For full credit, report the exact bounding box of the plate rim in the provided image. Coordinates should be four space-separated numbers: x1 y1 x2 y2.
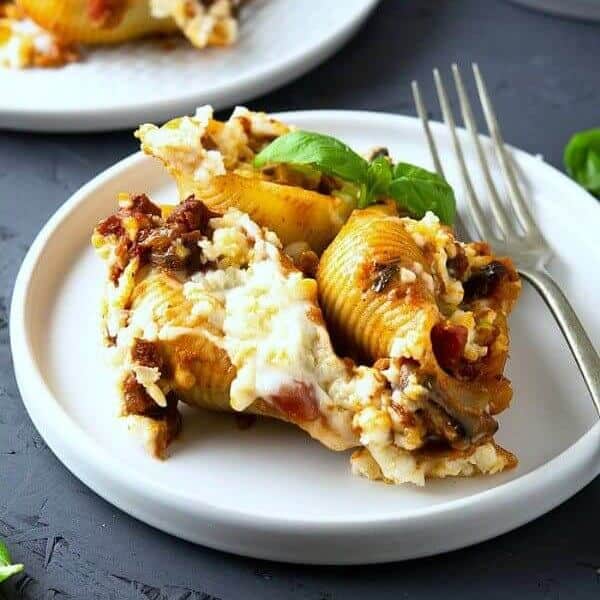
508 0 600 21
10 110 600 562
0 0 379 132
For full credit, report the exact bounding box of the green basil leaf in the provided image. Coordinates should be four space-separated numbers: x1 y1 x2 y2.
0 564 24 583
362 156 393 208
0 540 23 583
389 162 456 224
392 161 443 182
254 130 369 184
564 128 600 197
0 541 10 566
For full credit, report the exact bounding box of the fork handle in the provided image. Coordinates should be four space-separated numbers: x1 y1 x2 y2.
519 267 600 417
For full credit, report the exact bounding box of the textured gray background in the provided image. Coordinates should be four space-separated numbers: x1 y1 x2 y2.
1 1 599 598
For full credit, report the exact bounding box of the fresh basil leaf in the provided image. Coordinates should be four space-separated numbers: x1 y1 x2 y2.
254 130 369 184
564 128 600 197
0 540 23 583
0 564 24 583
389 162 456 224
392 162 443 182
255 132 456 223
362 156 393 208
0 542 9 566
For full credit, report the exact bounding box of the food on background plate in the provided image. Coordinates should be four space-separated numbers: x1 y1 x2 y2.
92 107 521 486
0 0 244 68
0 1 78 67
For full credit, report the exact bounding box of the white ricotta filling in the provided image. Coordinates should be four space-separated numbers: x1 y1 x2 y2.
399 211 493 364
351 442 506 486
136 107 228 185
136 105 291 182
183 209 351 413
400 211 464 305
0 16 62 68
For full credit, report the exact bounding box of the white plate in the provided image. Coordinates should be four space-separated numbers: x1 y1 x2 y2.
0 0 378 132
11 111 600 564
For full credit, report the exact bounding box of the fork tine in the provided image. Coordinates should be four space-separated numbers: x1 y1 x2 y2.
411 80 469 240
472 63 544 240
432 68 493 241
411 81 445 178
451 64 514 237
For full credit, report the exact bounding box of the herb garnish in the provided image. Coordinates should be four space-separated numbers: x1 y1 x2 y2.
254 130 456 224
371 263 399 293
0 539 24 583
564 128 600 197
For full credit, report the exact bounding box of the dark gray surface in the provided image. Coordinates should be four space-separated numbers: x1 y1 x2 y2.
1 0 599 598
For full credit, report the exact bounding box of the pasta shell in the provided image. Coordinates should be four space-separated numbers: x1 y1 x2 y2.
175 172 353 255
129 271 234 410
317 205 517 441
136 113 354 255
128 269 352 451
17 0 177 44
317 204 438 361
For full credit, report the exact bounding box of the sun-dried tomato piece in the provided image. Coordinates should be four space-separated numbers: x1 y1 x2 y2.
431 323 469 372
122 373 156 416
269 381 319 422
131 338 163 370
129 193 161 217
167 196 219 235
96 214 124 237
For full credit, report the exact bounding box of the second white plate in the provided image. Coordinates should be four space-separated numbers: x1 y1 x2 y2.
509 0 600 21
0 0 378 132
11 111 600 564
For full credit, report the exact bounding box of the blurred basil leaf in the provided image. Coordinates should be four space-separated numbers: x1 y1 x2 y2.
564 128 600 197
361 156 393 208
0 540 23 583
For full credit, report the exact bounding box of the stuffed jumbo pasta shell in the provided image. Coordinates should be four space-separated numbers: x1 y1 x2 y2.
92 193 360 457
93 194 518 485
135 106 355 254
317 205 521 482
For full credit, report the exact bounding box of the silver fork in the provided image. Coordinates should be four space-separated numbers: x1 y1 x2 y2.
411 63 600 417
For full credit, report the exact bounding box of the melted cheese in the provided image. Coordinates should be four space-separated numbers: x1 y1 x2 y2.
136 105 291 180
0 16 54 68
183 209 351 413
136 107 228 185
400 211 464 305
0 8 73 69
351 442 509 486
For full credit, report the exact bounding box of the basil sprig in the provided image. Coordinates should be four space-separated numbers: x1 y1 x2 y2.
0 540 23 583
564 128 600 197
253 130 456 224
